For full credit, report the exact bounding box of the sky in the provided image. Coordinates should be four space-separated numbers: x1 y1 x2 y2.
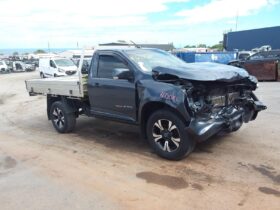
0 0 279 49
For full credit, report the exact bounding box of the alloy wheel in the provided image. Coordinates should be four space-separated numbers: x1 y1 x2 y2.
152 119 181 152
52 107 65 129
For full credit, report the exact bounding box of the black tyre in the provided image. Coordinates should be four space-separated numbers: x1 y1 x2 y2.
50 101 76 133
146 109 195 160
40 72 45 78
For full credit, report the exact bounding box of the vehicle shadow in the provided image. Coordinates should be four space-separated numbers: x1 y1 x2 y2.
74 116 230 157
193 132 229 154
74 117 152 156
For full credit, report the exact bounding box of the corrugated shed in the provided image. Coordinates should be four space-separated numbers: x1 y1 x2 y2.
225 26 280 51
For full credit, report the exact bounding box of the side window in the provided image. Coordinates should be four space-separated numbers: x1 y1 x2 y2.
249 53 263 60
97 55 127 79
238 53 249 60
50 60 56 68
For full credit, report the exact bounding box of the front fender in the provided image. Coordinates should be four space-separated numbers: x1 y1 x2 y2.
137 80 191 123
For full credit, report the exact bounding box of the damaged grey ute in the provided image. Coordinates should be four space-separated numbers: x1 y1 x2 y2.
26 48 266 160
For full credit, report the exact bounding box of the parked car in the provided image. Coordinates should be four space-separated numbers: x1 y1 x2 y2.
252 45 272 53
26 48 266 160
24 60 38 70
228 50 280 81
73 57 92 74
5 60 13 72
12 61 35 72
12 61 25 72
0 60 9 73
39 57 77 78
237 51 254 61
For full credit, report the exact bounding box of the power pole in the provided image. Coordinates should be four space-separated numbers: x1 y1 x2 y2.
235 10 239 31
48 41 50 54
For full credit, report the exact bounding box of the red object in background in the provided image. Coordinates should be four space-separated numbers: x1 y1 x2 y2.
244 60 278 81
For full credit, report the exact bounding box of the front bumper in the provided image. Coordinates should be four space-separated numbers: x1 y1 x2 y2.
186 99 266 142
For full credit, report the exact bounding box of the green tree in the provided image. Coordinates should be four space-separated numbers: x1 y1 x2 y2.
34 49 46 54
184 45 196 48
197 44 207 48
13 51 19 56
210 43 224 51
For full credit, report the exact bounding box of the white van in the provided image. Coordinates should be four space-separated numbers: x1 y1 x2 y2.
39 57 77 78
0 60 8 73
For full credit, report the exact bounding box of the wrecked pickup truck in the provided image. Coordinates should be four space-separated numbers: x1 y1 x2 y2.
25 47 266 160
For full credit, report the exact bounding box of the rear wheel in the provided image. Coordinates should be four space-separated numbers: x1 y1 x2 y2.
147 109 195 160
50 101 76 133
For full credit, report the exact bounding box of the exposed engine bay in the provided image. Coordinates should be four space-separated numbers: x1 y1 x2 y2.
183 80 266 141
149 62 267 143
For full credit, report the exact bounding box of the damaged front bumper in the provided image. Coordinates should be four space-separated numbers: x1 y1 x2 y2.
186 97 266 142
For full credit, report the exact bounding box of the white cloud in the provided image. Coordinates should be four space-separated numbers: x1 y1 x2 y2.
0 0 278 48
0 0 189 47
175 0 278 24
0 0 188 17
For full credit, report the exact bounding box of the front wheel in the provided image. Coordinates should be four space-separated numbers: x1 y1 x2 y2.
146 109 195 160
50 101 76 133
40 72 45 78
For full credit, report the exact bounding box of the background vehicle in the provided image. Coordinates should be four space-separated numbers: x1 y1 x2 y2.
12 61 30 72
24 60 37 70
237 51 254 61
228 50 280 81
39 57 77 78
26 48 266 160
0 60 9 73
73 58 92 74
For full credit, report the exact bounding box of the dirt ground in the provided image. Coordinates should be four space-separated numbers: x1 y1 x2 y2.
0 71 279 210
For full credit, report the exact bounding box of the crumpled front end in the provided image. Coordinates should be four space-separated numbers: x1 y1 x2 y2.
184 80 266 142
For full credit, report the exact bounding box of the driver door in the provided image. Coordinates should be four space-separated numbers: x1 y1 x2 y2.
88 52 136 123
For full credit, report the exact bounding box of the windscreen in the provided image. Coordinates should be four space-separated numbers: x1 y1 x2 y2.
125 49 187 72
55 59 75 67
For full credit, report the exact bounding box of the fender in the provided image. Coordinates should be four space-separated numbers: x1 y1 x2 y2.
137 79 191 124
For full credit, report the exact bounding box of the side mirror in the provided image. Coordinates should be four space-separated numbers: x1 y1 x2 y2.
112 68 133 80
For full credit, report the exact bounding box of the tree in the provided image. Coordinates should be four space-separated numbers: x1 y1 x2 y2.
184 45 196 48
13 52 19 56
197 44 207 48
210 43 224 51
34 49 46 54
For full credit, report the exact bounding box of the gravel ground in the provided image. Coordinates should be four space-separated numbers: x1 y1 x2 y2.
0 71 279 210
